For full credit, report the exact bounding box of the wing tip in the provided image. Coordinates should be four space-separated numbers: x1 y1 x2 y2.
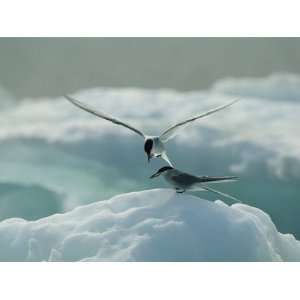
64 95 83 108
64 94 74 103
225 98 240 108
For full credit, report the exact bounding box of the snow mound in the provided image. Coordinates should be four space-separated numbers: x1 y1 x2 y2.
0 189 299 262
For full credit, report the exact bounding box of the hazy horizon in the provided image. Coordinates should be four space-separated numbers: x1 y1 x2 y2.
1 38 300 99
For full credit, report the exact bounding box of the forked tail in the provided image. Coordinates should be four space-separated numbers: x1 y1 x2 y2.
201 184 242 203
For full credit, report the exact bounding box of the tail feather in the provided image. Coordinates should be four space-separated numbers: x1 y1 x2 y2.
201 184 242 203
161 152 173 167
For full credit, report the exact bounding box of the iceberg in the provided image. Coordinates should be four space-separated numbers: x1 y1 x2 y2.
0 189 299 262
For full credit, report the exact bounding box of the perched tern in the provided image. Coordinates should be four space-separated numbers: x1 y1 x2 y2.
150 166 241 203
65 95 238 165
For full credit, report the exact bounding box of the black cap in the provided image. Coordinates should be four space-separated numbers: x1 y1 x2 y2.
144 139 153 154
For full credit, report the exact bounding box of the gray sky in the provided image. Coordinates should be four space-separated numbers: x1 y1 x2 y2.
1 38 300 99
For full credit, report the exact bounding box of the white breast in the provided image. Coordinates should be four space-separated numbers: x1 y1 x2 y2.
151 137 165 156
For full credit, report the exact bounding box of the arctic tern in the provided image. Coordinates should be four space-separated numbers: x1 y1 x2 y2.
150 166 241 203
65 95 238 165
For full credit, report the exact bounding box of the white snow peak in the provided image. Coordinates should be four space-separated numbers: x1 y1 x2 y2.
0 189 299 262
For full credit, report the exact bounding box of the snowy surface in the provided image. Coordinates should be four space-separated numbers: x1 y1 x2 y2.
0 189 299 262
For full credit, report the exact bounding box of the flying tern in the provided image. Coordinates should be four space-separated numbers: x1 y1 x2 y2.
150 166 241 203
65 95 238 165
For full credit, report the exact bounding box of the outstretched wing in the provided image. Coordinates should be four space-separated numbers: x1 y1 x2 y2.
160 99 239 142
201 184 242 203
65 95 145 138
